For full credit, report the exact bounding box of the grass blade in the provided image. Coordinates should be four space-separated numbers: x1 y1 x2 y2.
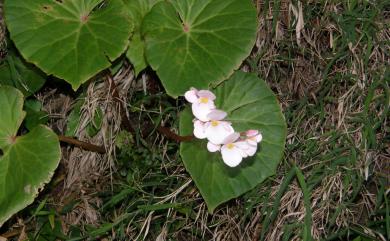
260 167 296 241
295 165 313 241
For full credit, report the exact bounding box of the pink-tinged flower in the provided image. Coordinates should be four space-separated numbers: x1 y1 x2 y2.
244 130 263 155
184 88 216 122
220 133 247 167
193 120 207 139
245 130 262 144
207 142 221 152
220 131 263 167
235 140 257 157
241 130 263 156
203 110 234 145
192 110 234 144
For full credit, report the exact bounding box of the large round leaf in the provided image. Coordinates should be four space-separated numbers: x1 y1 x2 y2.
0 86 61 226
5 0 133 89
142 0 257 97
179 71 287 212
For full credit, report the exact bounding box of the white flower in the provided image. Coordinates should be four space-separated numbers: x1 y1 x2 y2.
220 133 247 167
192 109 234 145
185 87 264 168
207 142 221 152
241 130 263 156
219 131 263 167
193 120 207 139
185 88 216 122
245 130 263 145
204 120 234 145
203 110 234 145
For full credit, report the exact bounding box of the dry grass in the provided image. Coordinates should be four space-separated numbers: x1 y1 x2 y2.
37 66 139 227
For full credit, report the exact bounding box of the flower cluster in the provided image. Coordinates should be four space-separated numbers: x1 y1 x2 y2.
185 88 262 167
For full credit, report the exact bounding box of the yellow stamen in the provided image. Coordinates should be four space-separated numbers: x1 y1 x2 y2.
211 120 219 127
199 97 209 104
227 143 235 149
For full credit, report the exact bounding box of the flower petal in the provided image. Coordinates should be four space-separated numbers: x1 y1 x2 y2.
192 103 214 122
247 139 258 146
184 89 198 103
246 144 258 156
207 109 227 121
221 145 243 167
197 90 216 100
205 101 216 110
237 147 248 158
247 133 263 146
255 133 263 142
207 142 221 152
235 141 250 150
193 120 207 139
246 145 257 156
236 141 257 156
205 121 234 144
235 141 251 156
246 129 259 137
222 132 240 144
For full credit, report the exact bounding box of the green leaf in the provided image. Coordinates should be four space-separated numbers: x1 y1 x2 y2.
142 0 257 97
24 99 49 131
0 51 46 97
179 71 287 212
125 0 162 75
5 0 133 89
65 96 85 137
0 85 26 150
0 86 61 226
126 0 162 32
86 107 103 137
126 33 147 75
25 111 48 130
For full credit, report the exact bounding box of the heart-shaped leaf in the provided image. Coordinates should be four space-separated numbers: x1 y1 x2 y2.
125 0 162 75
143 0 257 97
179 71 287 212
5 0 133 89
0 86 61 226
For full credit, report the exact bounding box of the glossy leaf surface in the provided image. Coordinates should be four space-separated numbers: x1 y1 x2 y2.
0 86 60 226
143 0 257 97
180 72 287 212
5 0 133 89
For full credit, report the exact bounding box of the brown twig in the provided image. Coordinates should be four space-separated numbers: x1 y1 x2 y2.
0 227 32 239
58 135 106 154
157 126 194 142
1 229 21 239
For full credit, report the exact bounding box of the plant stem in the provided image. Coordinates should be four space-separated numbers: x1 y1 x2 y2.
157 126 194 142
58 135 106 154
